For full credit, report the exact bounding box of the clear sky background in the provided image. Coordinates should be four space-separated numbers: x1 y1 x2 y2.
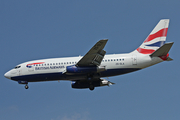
0 0 180 120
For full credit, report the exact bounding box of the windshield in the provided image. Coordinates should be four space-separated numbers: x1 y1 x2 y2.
14 66 21 69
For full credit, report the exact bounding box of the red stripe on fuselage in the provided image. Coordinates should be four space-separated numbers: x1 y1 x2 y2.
137 48 155 54
144 28 168 43
27 62 45 66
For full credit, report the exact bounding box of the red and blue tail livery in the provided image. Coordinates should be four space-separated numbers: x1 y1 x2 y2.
4 19 173 91
136 19 169 54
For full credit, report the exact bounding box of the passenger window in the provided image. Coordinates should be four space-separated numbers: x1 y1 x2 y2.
61 63 63 65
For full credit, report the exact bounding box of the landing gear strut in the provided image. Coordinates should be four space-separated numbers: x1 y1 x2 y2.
25 84 29 89
87 74 95 91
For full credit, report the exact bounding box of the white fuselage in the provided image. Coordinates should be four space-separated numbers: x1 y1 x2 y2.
4 53 163 82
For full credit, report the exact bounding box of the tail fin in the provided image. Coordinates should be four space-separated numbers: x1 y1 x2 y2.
133 19 169 54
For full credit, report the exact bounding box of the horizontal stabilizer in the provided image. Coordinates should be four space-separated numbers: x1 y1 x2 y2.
166 57 173 61
150 42 174 57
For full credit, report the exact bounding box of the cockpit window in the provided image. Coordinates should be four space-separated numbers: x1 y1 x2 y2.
14 66 21 69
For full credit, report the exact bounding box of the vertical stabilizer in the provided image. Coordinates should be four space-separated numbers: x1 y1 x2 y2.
132 19 169 54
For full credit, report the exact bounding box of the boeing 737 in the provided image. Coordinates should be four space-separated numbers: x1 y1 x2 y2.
4 19 173 90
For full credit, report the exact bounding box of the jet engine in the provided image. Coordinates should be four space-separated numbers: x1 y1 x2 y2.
66 65 106 73
71 79 115 90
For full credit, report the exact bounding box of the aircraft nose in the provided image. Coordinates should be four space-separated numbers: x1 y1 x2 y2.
4 71 11 79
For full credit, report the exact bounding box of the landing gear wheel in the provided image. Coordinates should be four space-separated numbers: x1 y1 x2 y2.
89 85 94 91
25 85 29 89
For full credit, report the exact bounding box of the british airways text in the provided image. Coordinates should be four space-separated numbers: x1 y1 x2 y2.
35 66 65 70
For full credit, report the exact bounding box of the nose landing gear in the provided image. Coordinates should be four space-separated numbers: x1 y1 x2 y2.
18 81 29 89
25 84 29 89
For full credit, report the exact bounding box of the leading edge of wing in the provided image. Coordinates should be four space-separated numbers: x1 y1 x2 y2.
76 39 108 67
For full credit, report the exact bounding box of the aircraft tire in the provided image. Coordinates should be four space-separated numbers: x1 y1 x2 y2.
25 85 29 89
89 85 94 91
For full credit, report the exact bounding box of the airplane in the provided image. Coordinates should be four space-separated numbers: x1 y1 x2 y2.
4 19 173 91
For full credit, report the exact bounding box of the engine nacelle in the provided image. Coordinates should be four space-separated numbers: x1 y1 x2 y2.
71 79 114 89
66 65 106 73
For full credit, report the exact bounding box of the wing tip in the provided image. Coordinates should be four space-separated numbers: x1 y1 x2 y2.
100 39 108 41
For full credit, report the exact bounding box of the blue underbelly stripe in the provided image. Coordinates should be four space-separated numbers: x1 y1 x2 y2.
11 68 141 82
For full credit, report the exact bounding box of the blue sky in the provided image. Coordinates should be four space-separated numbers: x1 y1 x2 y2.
0 0 180 120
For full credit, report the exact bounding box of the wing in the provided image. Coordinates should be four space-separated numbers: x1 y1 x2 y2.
76 39 108 67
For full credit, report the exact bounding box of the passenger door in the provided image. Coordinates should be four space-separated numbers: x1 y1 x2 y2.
28 65 34 72
132 55 137 65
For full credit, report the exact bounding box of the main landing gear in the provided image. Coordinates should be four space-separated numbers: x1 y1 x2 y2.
89 84 94 91
87 74 95 91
